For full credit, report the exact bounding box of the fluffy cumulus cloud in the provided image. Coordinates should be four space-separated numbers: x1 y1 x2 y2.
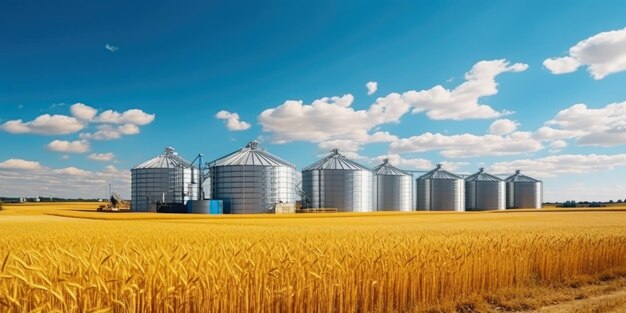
366 81 378 95
390 131 543 158
259 60 526 156
0 159 42 170
542 57 580 75
88 153 115 162
1 103 154 144
536 101 626 146
0 114 84 135
215 110 251 131
70 103 98 121
549 140 568 151
47 140 90 153
404 59 527 120
0 162 131 198
543 27 626 79
489 154 626 177
53 167 91 176
259 94 405 155
489 119 518 135
94 109 155 125
80 124 141 140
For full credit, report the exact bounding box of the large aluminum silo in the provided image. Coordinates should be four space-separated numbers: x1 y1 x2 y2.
505 170 542 209
131 147 200 212
208 140 296 214
465 168 505 211
372 159 412 211
302 149 372 212
415 164 465 211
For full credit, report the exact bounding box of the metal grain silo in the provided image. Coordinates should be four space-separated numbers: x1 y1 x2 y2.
372 159 412 211
302 149 372 212
465 168 505 211
505 170 542 209
131 147 199 212
415 164 465 211
208 140 296 214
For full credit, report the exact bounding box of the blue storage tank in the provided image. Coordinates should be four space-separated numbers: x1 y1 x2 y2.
187 200 223 214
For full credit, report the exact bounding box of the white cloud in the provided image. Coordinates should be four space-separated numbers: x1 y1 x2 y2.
538 101 626 146
533 126 585 141
489 119 518 135
260 94 406 142
544 27 626 79
88 153 115 162
0 114 84 135
0 163 131 199
549 140 568 150
1 105 154 142
118 124 140 135
390 131 543 158
543 57 580 74
120 109 155 126
80 124 141 140
47 140 90 153
96 110 122 123
54 167 91 176
489 154 626 177
366 81 378 95
104 165 119 173
404 59 527 120
216 110 251 131
0 159 42 170
258 59 526 156
70 103 98 121
95 109 155 125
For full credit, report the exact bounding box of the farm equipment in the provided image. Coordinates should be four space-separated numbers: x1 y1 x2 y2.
98 192 131 212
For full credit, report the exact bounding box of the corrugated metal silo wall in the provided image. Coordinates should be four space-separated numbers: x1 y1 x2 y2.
211 165 295 214
466 181 505 210
430 179 465 211
506 182 515 208
302 169 372 212
415 179 431 211
374 174 412 211
131 168 199 212
513 182 542 209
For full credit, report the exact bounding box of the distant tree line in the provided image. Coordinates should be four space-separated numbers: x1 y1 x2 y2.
0 197 104 203
546 200 626 208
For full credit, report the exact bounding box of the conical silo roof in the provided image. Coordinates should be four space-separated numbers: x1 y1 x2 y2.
372 159 411 176
133 147 193 169
303 149 370 171
209 140 295 167
465 168 503 182
505 170 541 183
418 164 462 180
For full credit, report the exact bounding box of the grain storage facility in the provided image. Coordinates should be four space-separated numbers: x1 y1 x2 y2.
302 149 372 212
505 170 542 209
208 140 297 214
465 168 505 211
131 147 199 212
372 159 412 211
415 164 465 211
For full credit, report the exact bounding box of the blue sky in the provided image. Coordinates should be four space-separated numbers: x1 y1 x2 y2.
1 0 626 201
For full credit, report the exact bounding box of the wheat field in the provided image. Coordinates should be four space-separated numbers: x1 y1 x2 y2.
1 203 626 312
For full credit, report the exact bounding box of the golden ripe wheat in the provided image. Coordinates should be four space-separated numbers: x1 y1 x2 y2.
0 203 625 312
